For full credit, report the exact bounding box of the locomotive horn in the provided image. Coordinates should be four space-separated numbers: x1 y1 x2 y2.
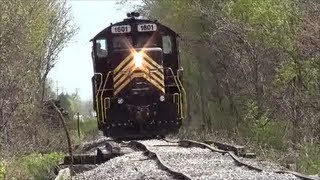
127 12 140 18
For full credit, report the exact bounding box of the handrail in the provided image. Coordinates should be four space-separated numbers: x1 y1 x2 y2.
97 88 114 92
167 68 184 119
94 73 103 125
100 71 112 124
176 70 187 119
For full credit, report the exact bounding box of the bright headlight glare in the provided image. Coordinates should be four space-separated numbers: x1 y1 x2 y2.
117 98 124 104
133 52 143 68
159 95 165 102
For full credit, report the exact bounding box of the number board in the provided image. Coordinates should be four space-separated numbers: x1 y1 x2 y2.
137 23 157 32
111 25 131 34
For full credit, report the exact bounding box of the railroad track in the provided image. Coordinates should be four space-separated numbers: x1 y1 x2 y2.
59 138 318 180
129 140 316 180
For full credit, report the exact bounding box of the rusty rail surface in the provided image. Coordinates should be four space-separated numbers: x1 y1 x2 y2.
178 140 317 180
129 141 192 180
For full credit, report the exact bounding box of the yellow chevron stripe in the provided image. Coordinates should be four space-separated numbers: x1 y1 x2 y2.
114 77 130 95
138 66 164 88
142 52 163 70
141 60 164 79
113 51 165 95
114 72 165 95
114 56 164 87
114 54 163 79
114 60 163 85
114 61 135 83
114 53 134 73
114 64 139 89
131 72 165 93
114 72 164 91
114 66 164 90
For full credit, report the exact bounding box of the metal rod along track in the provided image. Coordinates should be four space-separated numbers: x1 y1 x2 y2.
178 140 317 180
128 140 192 180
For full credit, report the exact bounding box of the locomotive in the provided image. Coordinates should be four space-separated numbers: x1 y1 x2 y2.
90 12 185 139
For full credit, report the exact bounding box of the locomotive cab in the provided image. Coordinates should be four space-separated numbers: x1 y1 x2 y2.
91 13 185 139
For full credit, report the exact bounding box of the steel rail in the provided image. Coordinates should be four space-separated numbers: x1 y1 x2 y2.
61 138 318 180
178 140 317 180
128 141 192 180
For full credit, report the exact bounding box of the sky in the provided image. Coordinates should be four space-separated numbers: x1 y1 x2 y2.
48 0 142 100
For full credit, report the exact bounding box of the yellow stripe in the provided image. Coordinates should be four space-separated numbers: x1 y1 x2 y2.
131 72 165 93
114 66 164 90
114 78 131 95
114 59 163 87
139 66 164 87
114 54 163 81
141 60 164 79
114 61 135 83
114 52 163 80
114 58 163 87
114 71 165 95
142 52 163 70
113 51 166 95
114 53 134 73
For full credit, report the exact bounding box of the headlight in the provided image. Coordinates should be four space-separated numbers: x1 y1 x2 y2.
117 98 124 104
133 52 143 68
159 95 165 102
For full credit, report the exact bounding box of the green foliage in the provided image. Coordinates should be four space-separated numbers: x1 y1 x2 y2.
251 121 286 150
58 92 81 117
274 59 320 101
0 161 5 179
274 60 297 86
21 152 63 180
0 0 76 156
79 119 98 137
301 60 320 92
298 144 320 174
58 93 73 115
242 100 285 149
69 118 98 143
139 0 320 175
227 0 298 49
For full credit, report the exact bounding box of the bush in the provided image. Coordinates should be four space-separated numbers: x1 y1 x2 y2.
21 152 63 180
298 144 320 174
0 161 5 179
69 118 98 143
79 119 98 137
250 121 286 150
241 100 286 150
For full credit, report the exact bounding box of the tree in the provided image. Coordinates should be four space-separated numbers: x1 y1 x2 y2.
0 0 76 155
138 0 320 144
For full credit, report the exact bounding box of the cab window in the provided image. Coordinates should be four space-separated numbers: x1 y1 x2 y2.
162 35 172 54
96 39 108 58
112 36 132 49
136 35 158 48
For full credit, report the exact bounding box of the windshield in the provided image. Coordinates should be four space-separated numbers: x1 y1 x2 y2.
112 35 160 49
112 36 133 49
136 34 158 48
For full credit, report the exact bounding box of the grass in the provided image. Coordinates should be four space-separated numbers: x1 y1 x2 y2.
3 152 64 180
69 118 99 144
0 160 5 180
297 143 320 174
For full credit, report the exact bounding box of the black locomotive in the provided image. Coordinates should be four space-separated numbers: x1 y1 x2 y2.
90 12 185 139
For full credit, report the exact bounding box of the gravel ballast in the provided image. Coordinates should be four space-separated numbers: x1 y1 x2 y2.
73 151 173 180
69 138 304 180
139 139 299 180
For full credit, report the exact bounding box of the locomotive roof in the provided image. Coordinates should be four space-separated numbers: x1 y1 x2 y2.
92 18 178 40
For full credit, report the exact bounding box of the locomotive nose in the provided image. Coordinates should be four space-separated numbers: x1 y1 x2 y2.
135 107 150 124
